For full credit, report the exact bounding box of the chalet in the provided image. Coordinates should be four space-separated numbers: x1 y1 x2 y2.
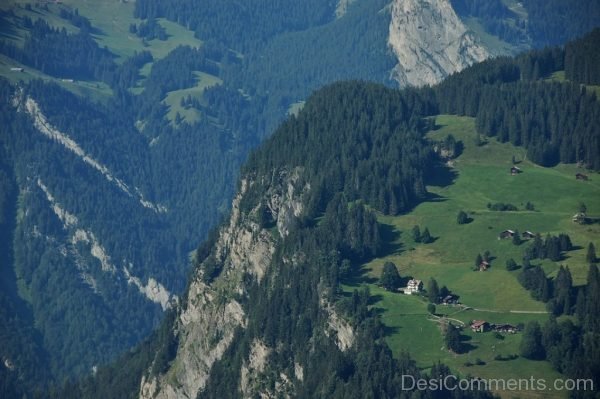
479 260 490 271
493 324 518 334
442 294 458 305
575 173 589 181
10 67 24 72
510 166 522 175
498 230 514 239
572 213 587 224
471 320 489 333
522 231 536 240
404 279 422 295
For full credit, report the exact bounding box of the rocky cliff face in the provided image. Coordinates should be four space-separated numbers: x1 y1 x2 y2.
139 168 318 399
388 0 490 87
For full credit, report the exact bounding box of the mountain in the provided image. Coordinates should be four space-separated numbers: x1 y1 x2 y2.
1 0 599 395
48 32 600 398
388 0 490 87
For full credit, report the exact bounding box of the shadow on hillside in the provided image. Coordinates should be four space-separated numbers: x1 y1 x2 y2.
426 162 458 188
382 324 400 336
379 222 402 256
457 334 477 354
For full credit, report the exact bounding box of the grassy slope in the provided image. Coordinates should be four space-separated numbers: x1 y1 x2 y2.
0 0 221 110
357 115 599 398
162 72 223 125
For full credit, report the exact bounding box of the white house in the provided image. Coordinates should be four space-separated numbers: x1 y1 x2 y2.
404 279 422 295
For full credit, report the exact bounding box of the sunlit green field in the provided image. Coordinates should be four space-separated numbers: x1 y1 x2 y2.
356 115 599 398
0 0 218 103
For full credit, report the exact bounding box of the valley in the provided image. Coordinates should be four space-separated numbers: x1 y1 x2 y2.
0 0 599 398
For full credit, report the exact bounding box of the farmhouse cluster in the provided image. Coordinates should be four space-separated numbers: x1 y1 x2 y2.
470 320 519 334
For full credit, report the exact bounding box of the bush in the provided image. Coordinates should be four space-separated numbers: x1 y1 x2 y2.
457 210 469 224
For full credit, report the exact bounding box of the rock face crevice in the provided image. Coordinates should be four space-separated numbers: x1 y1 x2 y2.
139 168 309 399
388 0 490 87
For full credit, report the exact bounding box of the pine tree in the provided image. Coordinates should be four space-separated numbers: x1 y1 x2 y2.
520 321 545 360
457 210 468 224
512 229 521 245
445 324 462 353
421 227 432 244
411 225 421 243
506 258 518 271
380 262 401 291
475 253 483 268
427 278 440 303
587 243 597 264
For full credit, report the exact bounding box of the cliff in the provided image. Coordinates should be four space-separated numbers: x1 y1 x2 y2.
388 0 490 87
138 168 343 399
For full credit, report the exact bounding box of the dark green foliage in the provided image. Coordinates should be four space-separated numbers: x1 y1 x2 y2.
511 230 521 245
547 266 574 316
521 0 600 47
525 233 573 262
487 202 518 211
380 262 401 291
412 225 421 243
132 18 168 41
520 321 545 360
427 278 440 303
457 210 469 224
319 196 381 261
420 227 433 244
150 310 179 376
58 8 93 32
435 39 600 170
134 0 336 53
565 28 600 84
427 303 436 315
525 201 535 211
450 0 527 45
445 324 463 353
505 258 519 271
587 242 597 264
244 82 436 217
537 266 600 391
518 265 551 302
0 18 114 80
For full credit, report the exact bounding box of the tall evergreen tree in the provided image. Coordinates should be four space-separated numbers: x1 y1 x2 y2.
587 242 597 264
380 262 401 292
445 324 462 353
421 227 433 244
411 225 421 243
427 278 440 303
520 321 545 360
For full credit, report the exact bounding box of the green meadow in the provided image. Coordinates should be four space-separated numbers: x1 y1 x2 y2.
0 0 219 103
357 115 599 398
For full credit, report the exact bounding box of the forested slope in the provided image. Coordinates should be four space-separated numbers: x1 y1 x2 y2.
0 1 599 396
44 30 600 398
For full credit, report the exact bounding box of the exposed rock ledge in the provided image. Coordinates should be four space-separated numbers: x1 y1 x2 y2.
139 169 309 399
388 0 490 87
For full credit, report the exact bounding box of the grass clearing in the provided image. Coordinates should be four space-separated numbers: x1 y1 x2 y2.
0 0 213 101
353 115 599 398
163 72 223 125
